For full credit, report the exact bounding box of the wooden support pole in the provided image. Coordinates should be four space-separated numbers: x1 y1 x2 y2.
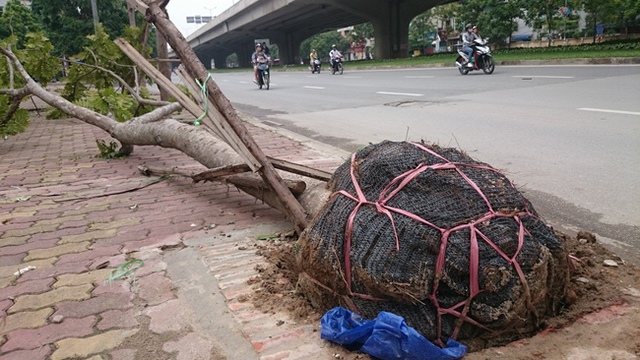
156 4 171 101
128 0 310 233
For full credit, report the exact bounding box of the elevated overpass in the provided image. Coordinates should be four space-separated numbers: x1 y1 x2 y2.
180 0 452 68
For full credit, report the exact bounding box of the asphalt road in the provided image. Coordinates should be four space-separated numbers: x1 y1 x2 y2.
207 64 640 264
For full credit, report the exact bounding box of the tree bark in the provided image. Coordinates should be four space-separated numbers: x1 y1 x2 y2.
156 3 171 101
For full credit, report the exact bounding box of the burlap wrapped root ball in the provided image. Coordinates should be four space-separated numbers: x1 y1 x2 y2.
297 141 569 344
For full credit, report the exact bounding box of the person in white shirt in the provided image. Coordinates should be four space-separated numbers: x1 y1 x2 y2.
329 44 342 70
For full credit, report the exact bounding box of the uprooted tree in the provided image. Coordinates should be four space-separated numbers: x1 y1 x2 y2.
0 0 571 347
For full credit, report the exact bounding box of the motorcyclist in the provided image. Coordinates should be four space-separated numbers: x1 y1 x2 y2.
472 25 481 40
251 43 269 84
309 49 319 70
329 44 342 70
462 24 478 67
261 42 270 56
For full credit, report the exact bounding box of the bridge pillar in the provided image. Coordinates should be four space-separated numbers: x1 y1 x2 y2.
196 51 214 70
272 33 297 66
212 54 227 69
234 43 259 68
344 0 437 59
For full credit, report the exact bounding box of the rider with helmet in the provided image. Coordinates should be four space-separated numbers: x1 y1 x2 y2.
329 44 342 70
462 24 478 67
251 43 269 84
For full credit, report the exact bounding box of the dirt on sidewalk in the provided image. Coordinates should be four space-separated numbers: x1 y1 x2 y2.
251 228 640 359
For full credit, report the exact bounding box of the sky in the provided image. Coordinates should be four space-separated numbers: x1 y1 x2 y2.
165 0 238 37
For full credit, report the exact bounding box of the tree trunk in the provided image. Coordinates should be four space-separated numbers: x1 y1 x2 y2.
156 6 171 101
0 43 331 222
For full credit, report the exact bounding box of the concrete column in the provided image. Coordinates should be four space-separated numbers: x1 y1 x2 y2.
343 0 437 59
369 1 416 59
238 44 254 68
196 52 213 70
212 54 227 69
277 34 295 65
274 30 312 65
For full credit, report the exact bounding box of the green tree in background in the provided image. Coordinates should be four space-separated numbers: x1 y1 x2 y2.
353 23 374 39
409 12 435 52
581 0 622 40
458 0 522 44
520 0 580 45
30 0 129 57
0 0 42 48
300 29 351 63
430 3 462 39
617 0 640 33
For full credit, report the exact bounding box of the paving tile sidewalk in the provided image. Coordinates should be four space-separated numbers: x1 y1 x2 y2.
0 112 354 359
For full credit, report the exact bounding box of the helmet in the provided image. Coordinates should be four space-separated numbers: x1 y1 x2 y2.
255 43 262 48
465 23 473 31
331 44 336 48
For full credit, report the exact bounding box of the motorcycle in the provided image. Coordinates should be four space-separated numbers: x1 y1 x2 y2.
310 58 321 74
331 54 343 75
256 62 270 90
455 38 495 75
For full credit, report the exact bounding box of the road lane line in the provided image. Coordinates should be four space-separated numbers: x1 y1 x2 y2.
512 75 574 79
577 108 640 116
376 91 424 97
303 86 325 90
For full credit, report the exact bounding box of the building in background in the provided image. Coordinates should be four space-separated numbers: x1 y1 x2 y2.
0 0 31 10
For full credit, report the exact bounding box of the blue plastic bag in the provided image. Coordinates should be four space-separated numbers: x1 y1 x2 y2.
321 307 467 360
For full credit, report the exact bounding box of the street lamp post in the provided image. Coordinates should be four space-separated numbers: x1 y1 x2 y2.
90 0 99 33
204 6 217 17
563 0 567 41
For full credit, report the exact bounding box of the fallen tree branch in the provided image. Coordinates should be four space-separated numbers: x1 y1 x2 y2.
137 164 307 196
137 0 310 233
0 45 181 134
0 28 333 226
138 163 250 180
70 59 171 108
51 176 166 202
267 157 333 182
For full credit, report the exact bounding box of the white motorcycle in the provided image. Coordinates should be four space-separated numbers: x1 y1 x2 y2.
310 58 321 74
455 38 495 75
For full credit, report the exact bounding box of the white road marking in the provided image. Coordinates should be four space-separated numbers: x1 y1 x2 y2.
376 91 424 97
577 108 640 116
304 86 325 90
512 75 574 79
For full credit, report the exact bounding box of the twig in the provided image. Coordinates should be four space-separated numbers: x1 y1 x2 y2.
52 177 166 202
70 60 171 108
